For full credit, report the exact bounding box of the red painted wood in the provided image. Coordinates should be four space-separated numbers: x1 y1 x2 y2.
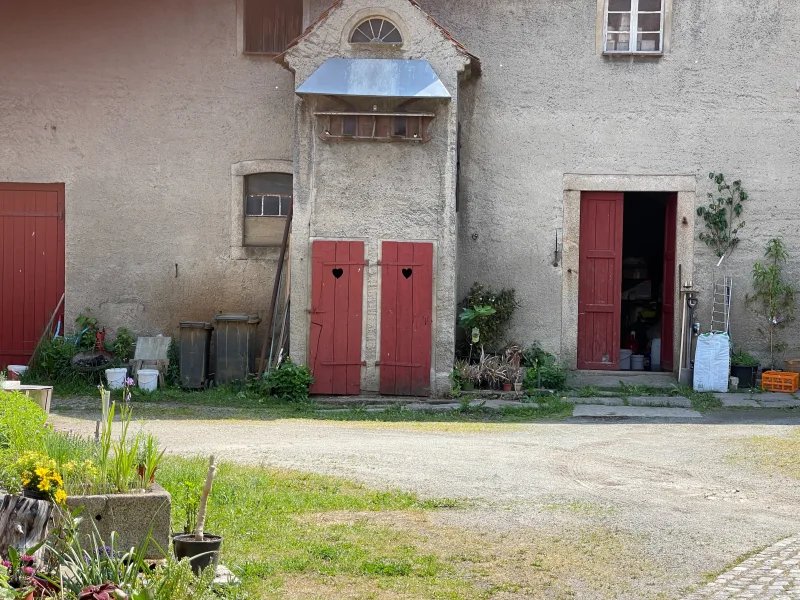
380 241 433 396
308 240 363 395
577 192 624 370
0 184 65 370
660 194 677 372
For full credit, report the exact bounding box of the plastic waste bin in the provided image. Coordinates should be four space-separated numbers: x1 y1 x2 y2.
212 314 260 384
179 322 214 389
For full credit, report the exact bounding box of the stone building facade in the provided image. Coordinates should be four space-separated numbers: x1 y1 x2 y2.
2 0 798 392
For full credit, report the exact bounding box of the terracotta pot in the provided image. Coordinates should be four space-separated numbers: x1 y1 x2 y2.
502 383 512 392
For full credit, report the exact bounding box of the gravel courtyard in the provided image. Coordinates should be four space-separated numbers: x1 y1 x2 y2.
51 406 800 599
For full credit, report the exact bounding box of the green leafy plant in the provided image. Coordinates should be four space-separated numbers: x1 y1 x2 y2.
105 328 135 363
459 283 518 351
136 433 166 488
746 237 797 369
110 403 139 493
522 343 568 390
262 359 314 402
696 172 747 258
731 347 759 367
75 310 100 351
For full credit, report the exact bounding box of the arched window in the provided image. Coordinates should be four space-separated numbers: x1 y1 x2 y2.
244 173 292 247
349 17 403 44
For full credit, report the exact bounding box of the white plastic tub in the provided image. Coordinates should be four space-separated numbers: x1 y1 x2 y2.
8 365 28 380
105 368 128 390
650 338 661 371
631 354 645 371
137 369 159 392
619 349 633 370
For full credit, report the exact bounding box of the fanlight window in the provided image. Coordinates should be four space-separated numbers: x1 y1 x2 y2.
349 18 403 44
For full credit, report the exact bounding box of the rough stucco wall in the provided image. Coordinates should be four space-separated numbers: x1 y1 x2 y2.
285 0 469 393
0 0 293 339
420 0 800 365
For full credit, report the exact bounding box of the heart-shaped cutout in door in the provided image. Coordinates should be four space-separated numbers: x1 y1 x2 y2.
332 268 344 279
402 268 413 279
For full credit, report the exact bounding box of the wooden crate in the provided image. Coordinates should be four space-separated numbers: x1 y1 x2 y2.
783 358 800 374
761 370 799 393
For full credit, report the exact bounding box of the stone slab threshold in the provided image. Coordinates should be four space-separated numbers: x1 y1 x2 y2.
572 405 703 419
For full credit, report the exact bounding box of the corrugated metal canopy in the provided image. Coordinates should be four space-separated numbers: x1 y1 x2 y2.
296 58 451 98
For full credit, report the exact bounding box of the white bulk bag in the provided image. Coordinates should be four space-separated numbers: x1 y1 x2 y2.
693 332 731 393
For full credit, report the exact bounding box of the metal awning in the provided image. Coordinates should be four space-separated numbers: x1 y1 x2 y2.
296 58 451 99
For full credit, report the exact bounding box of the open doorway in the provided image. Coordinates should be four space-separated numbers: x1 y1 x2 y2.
621 193 671 372
576 191 676 371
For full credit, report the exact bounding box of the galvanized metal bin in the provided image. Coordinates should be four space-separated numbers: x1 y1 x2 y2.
212 314 260 384
179 322 213 389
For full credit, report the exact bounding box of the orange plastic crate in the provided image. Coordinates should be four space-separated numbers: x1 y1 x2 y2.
761 370 799 393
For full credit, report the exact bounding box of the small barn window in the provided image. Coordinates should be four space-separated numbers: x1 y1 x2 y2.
603 0 664 54
349 18 403 45
244 173 292 247
244 0 303 54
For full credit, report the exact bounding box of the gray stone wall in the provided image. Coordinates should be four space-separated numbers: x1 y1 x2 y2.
0 0 292 337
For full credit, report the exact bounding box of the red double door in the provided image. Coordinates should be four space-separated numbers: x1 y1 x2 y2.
0 184 65 369
308 240 433 396
577 192 676 371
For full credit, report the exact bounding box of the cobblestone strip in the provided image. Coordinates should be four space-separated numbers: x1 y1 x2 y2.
684 535 800 599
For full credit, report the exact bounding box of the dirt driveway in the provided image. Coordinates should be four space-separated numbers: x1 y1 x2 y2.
51 406 800 599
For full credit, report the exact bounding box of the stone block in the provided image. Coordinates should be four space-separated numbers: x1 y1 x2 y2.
66 484 171 559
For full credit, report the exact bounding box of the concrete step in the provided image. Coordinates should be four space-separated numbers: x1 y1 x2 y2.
572 405 703 419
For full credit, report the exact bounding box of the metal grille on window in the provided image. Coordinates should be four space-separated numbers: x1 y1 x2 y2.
605 0 663 54
349 18 403 44
245 173 292 216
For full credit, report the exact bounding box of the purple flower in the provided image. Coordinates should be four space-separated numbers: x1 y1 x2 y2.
1 560 10 570
21 554 34 563
125 377 134 386
23 566 35 576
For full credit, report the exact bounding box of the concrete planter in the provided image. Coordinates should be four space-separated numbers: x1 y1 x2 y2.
65 484 171 559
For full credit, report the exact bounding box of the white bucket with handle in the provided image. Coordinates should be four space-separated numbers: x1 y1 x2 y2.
105 368 128 390
137 369 159 392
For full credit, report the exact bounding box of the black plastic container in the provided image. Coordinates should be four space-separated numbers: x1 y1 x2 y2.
212 314 260 384
173 534 222 574
731 364 758 389
179 322 214 389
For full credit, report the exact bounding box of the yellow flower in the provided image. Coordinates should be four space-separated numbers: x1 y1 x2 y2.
53 489 67 505
51 472 64 486
34 467 49 479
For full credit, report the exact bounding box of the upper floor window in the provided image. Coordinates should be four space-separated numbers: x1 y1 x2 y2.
604 0 664 54
244 0 303 54
244 173 292 247
349 18 403 45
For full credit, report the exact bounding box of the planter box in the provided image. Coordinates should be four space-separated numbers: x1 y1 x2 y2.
66 484 171 559
730 365 758 389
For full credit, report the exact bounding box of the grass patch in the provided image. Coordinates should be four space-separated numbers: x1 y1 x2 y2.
699 542 772 584
736 429 800 480
671 385 723 412
157 457 473 598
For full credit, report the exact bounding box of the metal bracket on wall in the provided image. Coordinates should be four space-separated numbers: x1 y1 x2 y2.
374 361 422 367
321 361 367 366
376 261 423 267
322 260 370 266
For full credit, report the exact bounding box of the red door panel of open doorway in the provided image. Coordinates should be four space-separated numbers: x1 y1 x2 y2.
308 241 364 395
379 241 433 396
0 184 65 370
660 194 677 372
577 192 624 370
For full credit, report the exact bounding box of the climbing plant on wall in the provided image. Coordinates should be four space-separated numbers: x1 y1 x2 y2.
697 172 748 258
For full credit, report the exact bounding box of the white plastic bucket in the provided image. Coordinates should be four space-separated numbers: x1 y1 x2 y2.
137 369 159 392
631 354 645 371
8 365 28 380
619 349 633 370
105 368 128 390
651 339 661 371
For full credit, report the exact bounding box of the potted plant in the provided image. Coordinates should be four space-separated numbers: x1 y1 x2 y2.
173 455 222 574
730 348 759 389
745 237 797 370
462 363 481 391
136 434 165 487
14 452 67 504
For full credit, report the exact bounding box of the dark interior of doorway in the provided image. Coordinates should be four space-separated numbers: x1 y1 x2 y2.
621 192 668 370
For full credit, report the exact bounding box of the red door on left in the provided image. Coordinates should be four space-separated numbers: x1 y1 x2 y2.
0 183 65 370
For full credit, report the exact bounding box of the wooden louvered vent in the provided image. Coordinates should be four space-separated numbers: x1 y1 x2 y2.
244 0 303 54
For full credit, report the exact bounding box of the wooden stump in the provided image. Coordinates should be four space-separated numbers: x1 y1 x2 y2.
0 495 56 562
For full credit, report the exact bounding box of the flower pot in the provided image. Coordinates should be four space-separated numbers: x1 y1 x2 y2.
513 382 522 392
22 490 50 502
173 533 222 575
502 383 512 392
731 365 758 389
461 381 475 391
